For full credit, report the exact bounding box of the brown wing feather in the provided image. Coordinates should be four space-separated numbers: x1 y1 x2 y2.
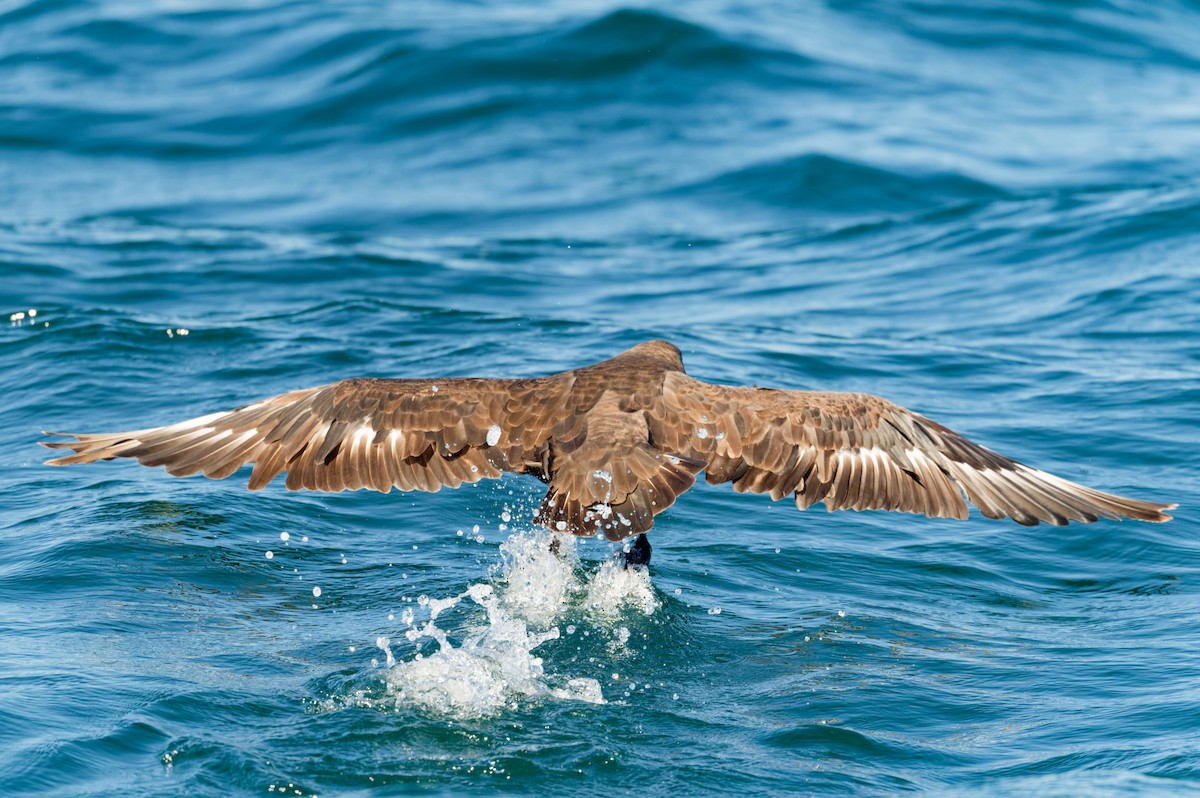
41 376 573 493
648 372 1175 526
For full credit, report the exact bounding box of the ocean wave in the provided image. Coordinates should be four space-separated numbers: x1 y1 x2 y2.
670 153 1006 215
1 6 826 157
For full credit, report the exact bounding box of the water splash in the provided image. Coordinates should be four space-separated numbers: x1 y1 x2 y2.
584 558 659 620
492 529 580 627
363 527 659 719
380 581 602 718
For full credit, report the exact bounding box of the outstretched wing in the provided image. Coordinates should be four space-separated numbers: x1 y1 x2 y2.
42 376 573 493
648 373 1175 526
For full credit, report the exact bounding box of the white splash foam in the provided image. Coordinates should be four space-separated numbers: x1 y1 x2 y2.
359 526 663 720
584 558 659 619
381 583 603 718
493 529 579 627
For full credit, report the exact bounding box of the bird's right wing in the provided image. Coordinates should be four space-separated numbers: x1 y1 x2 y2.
42 375 574 493
647 372 1174 526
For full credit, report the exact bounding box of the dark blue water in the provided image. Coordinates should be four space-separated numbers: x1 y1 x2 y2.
3 1 1199 795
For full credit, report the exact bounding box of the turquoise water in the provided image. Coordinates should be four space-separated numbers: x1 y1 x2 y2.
3 1 1200 795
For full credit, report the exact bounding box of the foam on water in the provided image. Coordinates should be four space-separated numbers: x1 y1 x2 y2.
379 581 601 718
362 527 660 719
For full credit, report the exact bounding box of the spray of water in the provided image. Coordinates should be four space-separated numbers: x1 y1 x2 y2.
369 526 658 719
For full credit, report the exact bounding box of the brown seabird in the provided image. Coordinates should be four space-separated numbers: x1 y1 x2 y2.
42 340 1174 565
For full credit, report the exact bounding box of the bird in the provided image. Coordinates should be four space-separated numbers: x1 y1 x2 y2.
42 340 1175 567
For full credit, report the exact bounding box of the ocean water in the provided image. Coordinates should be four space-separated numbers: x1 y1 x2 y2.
2 0 1199 795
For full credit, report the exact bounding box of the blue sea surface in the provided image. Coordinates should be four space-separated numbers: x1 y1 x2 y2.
2 0 1199 795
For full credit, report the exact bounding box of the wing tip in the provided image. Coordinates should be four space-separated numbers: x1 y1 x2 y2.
1143 502 1177 523
41 433 84 465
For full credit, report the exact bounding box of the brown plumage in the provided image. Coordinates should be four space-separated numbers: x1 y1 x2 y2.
41 340 1175 540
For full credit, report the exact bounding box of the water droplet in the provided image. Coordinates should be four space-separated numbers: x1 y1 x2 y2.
708 607 722 615
265 551 274 559
486 425 502 446
312 586 322 598
280 531 290 542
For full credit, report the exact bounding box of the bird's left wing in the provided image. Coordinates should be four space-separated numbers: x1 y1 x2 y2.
647 372 1174 526
42 376 572 493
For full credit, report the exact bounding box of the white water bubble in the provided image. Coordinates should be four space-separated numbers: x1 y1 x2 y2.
837 610 846 618
279 531 290 542
376 636 395 668
312 586 322 598
708 607 722 615
265 551 274 559
301 536 309 543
